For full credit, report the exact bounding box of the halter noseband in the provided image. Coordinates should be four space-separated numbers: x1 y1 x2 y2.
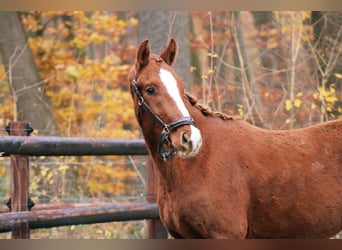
131 73 195 161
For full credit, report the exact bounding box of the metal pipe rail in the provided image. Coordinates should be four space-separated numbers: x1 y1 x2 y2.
0 136 148 156
0 121 166 239
0 203 159 233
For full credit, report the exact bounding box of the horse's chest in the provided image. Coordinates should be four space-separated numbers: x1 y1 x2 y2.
160 204 181 236
158 196 183 230
158 192 219 238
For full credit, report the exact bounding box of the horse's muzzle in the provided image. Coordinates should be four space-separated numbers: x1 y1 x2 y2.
176 125 202 158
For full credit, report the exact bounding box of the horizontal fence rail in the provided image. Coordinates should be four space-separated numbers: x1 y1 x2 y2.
0 203 159 233
0 121 167 239
0 136 148 156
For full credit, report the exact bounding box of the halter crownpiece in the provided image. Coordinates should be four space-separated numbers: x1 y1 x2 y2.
131 72 195 161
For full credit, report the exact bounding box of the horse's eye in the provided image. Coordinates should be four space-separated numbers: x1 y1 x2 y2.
146 86 156 95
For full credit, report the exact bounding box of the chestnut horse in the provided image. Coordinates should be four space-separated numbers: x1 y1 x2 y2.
128 38 342 238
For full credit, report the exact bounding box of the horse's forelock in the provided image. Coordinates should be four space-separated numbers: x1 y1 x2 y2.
151 54 163 63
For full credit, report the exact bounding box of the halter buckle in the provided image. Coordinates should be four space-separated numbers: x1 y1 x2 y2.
138 96 144 106
162 125 170 135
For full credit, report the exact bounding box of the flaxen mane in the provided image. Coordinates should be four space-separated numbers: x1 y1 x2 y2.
185 92 238 121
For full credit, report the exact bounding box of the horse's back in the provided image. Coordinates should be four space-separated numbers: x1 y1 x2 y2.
243 119 342 238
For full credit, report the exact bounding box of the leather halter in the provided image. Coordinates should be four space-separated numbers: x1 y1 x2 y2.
131 73 195 161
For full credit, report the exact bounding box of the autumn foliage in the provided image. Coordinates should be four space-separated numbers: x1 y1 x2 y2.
0 11 143 207
189 11 341 129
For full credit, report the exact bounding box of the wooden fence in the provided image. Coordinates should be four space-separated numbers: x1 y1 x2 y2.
0 121 167 239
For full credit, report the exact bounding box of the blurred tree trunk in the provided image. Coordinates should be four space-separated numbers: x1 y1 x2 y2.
311 11 342 120
251 11 282 88
0 11 60 135
250 11 289 128
231 11 264 125
137 11 192 90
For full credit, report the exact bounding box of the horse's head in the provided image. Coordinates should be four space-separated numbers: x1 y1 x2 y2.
128 38 202 160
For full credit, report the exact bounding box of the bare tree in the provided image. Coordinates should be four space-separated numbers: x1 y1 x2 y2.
0 11 60 135
251 12 281 72
311 11 342 121
231 11 264 126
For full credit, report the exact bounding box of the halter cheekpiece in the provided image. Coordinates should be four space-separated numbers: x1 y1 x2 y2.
131 72 195 161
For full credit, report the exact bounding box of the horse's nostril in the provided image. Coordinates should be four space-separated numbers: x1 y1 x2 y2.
181 132 190 149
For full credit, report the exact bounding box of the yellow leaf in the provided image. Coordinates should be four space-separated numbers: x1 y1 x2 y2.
334 73 342 79
294 99 302 108
129 17 138 27
296 92 303 98
65 66 79 79
0 166 6 175
329 83 336 92
116 20 126 28
285 100 292 111
267 38 278 49
41 169 48 177
207 52 218 58
237 104 244 117
286 99 302 110
96 229 103 235
47 172 53 180
105 230 112 238
58 165 69 172
207 69 214 74
313 92 319 100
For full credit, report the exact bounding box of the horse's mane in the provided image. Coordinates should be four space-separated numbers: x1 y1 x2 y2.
185 93 239 121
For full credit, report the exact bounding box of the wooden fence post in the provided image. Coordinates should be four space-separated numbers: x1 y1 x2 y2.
146 155 168 239
6 121 34 239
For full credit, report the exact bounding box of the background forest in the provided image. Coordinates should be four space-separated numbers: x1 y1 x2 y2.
0 11 341 238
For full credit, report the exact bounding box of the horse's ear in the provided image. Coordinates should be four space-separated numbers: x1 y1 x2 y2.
160 38 177 66
136 39 150 70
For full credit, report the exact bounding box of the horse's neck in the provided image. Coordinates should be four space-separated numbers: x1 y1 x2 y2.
150 107 208 189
